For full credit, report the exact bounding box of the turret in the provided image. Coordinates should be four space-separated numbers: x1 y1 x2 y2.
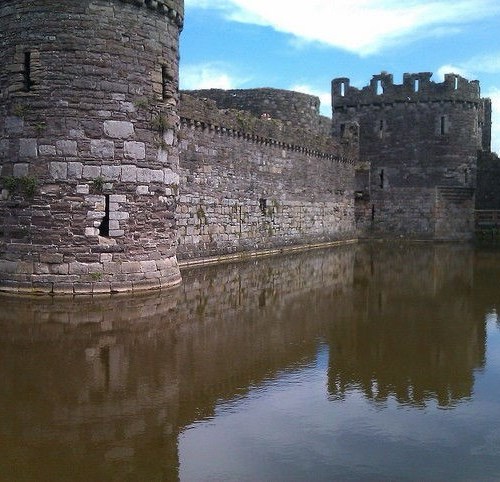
0 0 184 294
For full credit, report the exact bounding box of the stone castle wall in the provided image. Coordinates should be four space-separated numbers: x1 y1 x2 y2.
177 93 356 259
184 87 332 136
334 72 485 240
0 0 183 294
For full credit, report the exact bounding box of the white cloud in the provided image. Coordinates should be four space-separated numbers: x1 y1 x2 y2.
291 84 332 117
180 63 242 90
185 0 500 56
435 64 472 81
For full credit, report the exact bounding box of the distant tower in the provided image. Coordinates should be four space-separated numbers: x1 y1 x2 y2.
332 72 490 240
0 0 184 294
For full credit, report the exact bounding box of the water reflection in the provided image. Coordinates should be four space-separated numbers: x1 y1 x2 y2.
329 244 485 408
0 243 499 481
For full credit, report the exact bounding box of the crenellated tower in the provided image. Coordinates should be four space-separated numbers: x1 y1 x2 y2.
332 72 490 240
0 0 184 294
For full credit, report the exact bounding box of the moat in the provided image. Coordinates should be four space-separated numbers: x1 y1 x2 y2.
1 243 500 481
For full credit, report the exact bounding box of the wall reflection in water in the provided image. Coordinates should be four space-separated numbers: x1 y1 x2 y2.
0 243 496 481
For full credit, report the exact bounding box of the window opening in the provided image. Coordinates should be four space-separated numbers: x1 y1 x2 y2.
371 204 375 221
340 123 346 137
379 169 384 189
376 80 383 95
440 116 446 135
161 65 167 100
99 194 110 237
414 79 420 92
259 198 267 215
339 82 345 97
454 76 458 90
23 51 33 92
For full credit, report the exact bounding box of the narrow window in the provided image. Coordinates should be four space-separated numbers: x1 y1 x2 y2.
379 169 384 189
99 194 110 237
414 79 420 92
340 123 346 137
440 116 446 135
454 76 458 90
376 80 383 95
371 204 375 221
23 51 33 92
161 65 167 100
340 82 345 97
259 198 267 215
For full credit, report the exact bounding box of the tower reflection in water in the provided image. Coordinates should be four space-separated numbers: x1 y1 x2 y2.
0 243 495 480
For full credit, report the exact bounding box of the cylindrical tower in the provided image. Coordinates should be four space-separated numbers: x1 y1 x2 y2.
332 72 487 240
0 0 184 294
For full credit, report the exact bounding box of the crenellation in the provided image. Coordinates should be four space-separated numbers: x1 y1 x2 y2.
333 72 482 111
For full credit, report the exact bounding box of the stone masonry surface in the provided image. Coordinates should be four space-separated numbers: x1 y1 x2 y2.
0 0 184 294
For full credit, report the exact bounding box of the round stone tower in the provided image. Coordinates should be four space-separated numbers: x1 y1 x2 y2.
0 0 184 294
332 72 489 240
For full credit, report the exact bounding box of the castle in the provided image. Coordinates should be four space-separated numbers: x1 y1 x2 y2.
0 0 495 295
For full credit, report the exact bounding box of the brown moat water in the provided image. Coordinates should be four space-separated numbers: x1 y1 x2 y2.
1 243 499 481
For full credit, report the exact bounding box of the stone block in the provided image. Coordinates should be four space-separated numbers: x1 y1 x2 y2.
124 141 146 160
68 162 83 179
40 253 64 264
39 144 57 156
121 165 137 182
0 260 18 274
0 140 9 157
104 120 134 139
140 260 158 273
56 140 78 156
49 162 68 180
109 229 125 237
13 163 29 177
101 165 121 180
5 116 24 134
91 139 115 159
77 184 90 194
121 262 141 274
69 129 86 139
69 262 89 275
110 281 133 293
109 211 129 220
164 168 179 185
19 138 38 158
109 194 127 203
137 168 164 183
83 165 102 179
85 227 99 236
137 185 149 195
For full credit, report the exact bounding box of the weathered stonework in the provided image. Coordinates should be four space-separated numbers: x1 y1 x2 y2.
0 0 184 294
333 72 489 241
177 93 356 259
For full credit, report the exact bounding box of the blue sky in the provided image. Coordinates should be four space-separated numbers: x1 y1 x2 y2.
180 0 500 153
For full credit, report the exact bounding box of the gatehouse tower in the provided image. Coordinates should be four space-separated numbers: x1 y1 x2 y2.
332 72 490 240
0 0 184 294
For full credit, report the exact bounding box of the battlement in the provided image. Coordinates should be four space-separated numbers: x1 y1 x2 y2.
180 93 346 162
118 0 184 27
333 72 481 109
184 88 328 134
